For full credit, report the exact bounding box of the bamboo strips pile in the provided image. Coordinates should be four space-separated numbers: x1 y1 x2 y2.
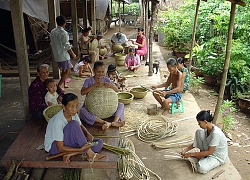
137 116 178 142
104 137 161 180
152 135 193 149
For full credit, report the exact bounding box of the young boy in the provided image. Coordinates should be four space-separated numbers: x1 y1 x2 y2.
45 79 62 106
106 64 127 91
151 58 183 115
73 56 94 78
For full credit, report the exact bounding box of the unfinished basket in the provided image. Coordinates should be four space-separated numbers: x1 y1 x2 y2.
43 104 62 122
117 92 134 105
85 87 118 119
130 87 147 99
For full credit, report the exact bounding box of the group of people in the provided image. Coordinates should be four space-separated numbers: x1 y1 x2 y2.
27 15 228 174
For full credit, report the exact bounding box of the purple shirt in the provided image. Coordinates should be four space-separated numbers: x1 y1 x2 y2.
28 76 64 116
83 76 114 88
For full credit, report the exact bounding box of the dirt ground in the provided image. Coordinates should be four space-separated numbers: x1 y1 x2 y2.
159 45 250 180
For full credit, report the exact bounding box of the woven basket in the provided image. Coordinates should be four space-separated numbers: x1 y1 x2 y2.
130 87 148 99
113 44 124 52
43 104 62 122
85 87 118 119
115 53 126 66
99 48 107 55
117 92 134 105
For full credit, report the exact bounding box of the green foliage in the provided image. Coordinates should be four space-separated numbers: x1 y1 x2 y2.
226 77 246 99
220 100 236 133
111 3 140 16
189 72 204 94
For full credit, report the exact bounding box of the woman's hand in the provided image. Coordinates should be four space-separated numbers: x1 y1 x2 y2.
80 143 91 151
87 133 94 142
103 82 112 88
151 85 157 90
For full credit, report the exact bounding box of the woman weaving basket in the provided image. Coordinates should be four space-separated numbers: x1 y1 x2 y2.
79 61 125 130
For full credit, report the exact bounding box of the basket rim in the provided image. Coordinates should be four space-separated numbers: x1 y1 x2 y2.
117 92 134 99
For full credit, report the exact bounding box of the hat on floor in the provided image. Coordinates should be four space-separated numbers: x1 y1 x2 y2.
108 64 116 72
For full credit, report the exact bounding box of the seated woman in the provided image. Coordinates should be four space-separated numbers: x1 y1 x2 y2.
44 93 105 164
73 56 94 78
79 61 125 130
180 110 228 174
177 57 190 92
124 47 140 72
80 27 98 63
131 27 147 59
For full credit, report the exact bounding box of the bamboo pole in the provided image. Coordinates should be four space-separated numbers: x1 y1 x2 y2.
188 0 201 71
148 2 157 76
213 3 236 124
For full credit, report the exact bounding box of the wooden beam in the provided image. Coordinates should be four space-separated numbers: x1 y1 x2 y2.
82 0 88 29
47 0 60 79
213 3 236 123
91 0 96 35
226 0 246 7
71 0 78 54
9 0 30 118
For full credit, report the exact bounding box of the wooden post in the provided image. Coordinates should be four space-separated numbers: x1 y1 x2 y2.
213 3 236 124
118 1 121 32
141 0 145 30
47 0 60 79
91 0 96 35
55 0 60 17
144 0 149 64
9 0 30 117
148 2 157 76
188 0 201 71
82 0 88 29
71 0 78 54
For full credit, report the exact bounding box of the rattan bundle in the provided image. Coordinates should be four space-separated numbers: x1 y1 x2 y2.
117 92 134 105
85 87 118 119
43 104 62 122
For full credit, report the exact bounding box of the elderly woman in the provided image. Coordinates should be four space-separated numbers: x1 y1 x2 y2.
44 93 105 164
79 61 125 130
80 27 98 63
180 110 228 174
28 64 64 120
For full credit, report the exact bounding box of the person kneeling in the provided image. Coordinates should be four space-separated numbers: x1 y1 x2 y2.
124 48 140 72
44 93 105 164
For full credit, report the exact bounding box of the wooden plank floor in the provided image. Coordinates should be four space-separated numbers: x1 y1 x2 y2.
2 119 120 169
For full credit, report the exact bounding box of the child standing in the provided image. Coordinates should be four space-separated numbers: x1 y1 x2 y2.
177 57 190 92
74 56 94 78
106 64 127 91
45 79 62 106
124 48 140 71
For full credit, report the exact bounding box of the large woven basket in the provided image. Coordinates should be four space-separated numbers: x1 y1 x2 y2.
113 44 124 52
99 48 107 55
130 87 148 99
85 87 118 119
43 104 62 122
117 92 134 105
115 53 126 66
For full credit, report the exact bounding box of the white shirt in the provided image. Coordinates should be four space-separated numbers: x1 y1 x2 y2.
45 91 59 106
44 109 82 152
111 33 128 44
74 61 85 75
50 26 72 62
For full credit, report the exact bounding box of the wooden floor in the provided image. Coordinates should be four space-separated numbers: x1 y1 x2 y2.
2 119 120 170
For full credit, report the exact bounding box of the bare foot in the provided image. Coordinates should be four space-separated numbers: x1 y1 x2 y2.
111 121 125 127
87 153 106 164
63 152 80 164
102 122 111 130
162 109 170 116
64 84 69 88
